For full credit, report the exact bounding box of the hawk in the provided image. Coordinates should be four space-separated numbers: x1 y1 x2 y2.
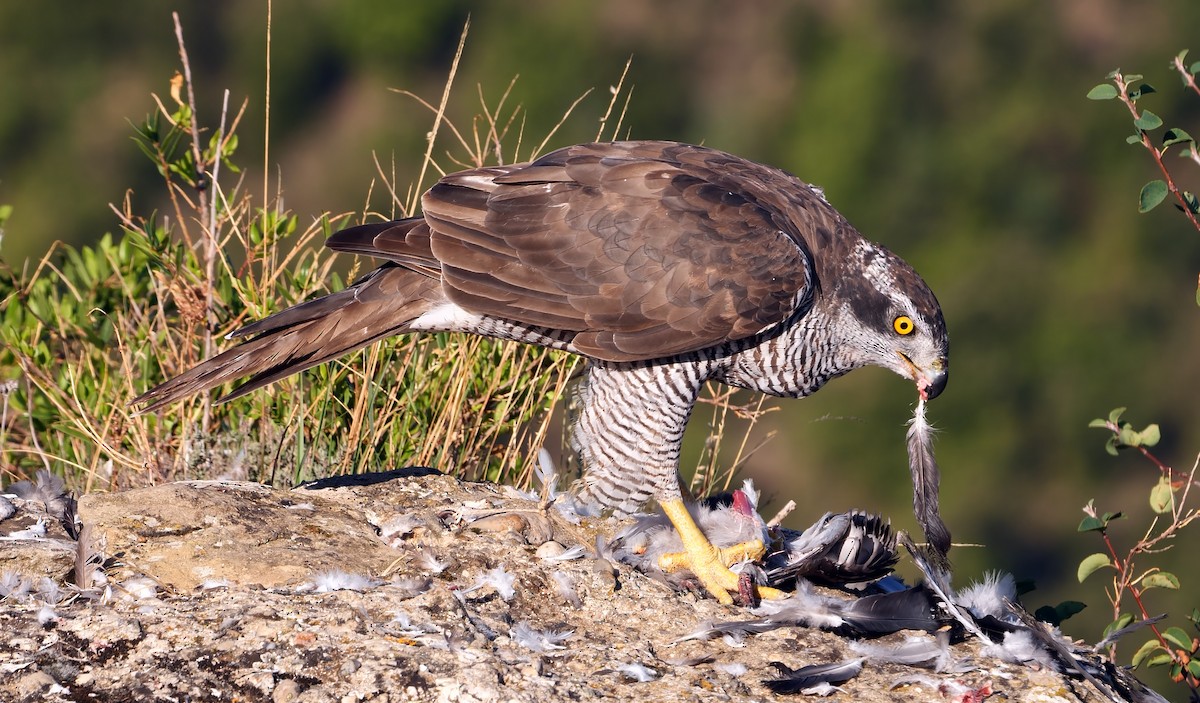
135 141 949 604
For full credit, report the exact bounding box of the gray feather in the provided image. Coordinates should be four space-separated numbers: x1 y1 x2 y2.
906 399 951 567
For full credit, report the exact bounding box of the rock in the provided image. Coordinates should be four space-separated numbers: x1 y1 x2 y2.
0 469 1132 702
13 670 57 698
272 678 301 703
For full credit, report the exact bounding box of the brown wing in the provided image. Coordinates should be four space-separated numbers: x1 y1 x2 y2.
419 141 827 362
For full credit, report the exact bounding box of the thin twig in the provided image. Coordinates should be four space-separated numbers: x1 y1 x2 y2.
171 12 209 233
23 376 52 473
410 18 470 215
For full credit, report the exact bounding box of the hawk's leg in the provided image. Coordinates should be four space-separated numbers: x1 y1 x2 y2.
657 499 787 605
571 361 785 604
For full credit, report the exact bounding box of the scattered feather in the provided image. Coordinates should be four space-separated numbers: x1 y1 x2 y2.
8 470 76 537
309 570 380 592
849 633 967 673
838 585 939 635
36 577 62 605
1000 599 1138 699
551 571 582 608
765 658 864 694
388 611 426 637
535 448 560 501
199 579 233 590
674 618 778 644
957 571 1017 621
552 494 601 524
906 399 951 566
74 522 103 589
0 496 15 521
714 662 748 677
482 566 516 601
462 566 516 601
120 576 159 600
616 662 659 682
8 469 66 504
36 605 58 626
510 621 574 653
4 517 47 539
981 630 1056 669
541 545 587 562
390 576 433 598
738 479 760 510
900 533 993 645
750 580 849 630
663 653 716 666
798 682 846 696
415 551 450 575
1092 614 1166 652
378 514 424 544
0 571 29 599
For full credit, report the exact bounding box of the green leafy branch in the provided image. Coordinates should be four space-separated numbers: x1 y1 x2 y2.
1079 409 1200 688
1087 54 1200 231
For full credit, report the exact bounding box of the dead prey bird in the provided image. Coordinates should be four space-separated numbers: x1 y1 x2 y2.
134 140 950 603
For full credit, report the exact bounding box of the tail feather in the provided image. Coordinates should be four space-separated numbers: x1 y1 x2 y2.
325 217 440 278
133 265 443 413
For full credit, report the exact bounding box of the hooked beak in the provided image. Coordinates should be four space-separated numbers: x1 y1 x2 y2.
898 354 948 401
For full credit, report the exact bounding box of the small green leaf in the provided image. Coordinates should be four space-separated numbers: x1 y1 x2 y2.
1078 552 1113 582
1146 651 1174 668
1190 61 1200 76
1189 659 1200 680
1129 83 1156 101
1102 613 1135 640
1162 626 1192 650
1125 74 1144 83
1087 83 1119 100
1088 418 1110 429
1034 603 1084 627
1142 570 1180 590
1139 424 1160 447
1054 600 1086 623
1139 180 1169 212
1108 408 1126 424
1163 128 1194 146
1132 639 1167 668
1182 191 1200 215
1134 110 1163 131
1078 516 1105 532
1126 133 1143 145
1105 436 1120 456
1149 477 1175 514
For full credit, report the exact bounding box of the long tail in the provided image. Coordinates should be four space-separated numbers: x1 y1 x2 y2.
132 263 443 413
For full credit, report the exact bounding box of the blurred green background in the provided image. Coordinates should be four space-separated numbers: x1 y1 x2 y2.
2 1 1198 693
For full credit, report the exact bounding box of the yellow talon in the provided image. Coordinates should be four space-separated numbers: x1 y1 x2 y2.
657 499 788 604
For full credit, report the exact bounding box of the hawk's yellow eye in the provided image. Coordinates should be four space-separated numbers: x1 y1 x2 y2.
893 315 915 335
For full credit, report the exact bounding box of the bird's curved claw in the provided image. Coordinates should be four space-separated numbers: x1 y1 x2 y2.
659 538 787 605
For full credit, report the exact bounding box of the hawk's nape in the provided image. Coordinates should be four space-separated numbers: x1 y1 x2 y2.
134 140 950 604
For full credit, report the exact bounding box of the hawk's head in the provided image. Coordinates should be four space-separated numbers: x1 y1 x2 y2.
835 241 948 400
